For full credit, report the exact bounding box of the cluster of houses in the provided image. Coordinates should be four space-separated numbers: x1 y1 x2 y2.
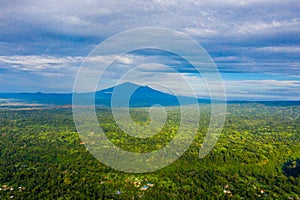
0 185 25 192
115 178 155 195
223 184 269 198
140 182 154 191
223 184 233 197
0 185 26 199
131 178 154 191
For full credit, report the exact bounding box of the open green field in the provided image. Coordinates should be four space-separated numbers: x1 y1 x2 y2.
0 104 300 199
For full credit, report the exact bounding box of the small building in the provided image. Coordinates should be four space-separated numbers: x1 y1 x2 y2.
141 185 149 191
116 190 121 195
223 190 231 194
147 182 154 187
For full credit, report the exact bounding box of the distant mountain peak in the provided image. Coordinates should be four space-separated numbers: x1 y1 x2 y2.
116 82 142 87
111 82 150 90
100 82 148 93
94 82 197 107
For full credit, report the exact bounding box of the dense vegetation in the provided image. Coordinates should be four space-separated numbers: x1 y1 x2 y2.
0 104 300 199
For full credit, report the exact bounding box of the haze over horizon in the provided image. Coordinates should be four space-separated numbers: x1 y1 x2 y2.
1 0 300 100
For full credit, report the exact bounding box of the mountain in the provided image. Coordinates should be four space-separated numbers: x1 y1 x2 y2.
93 82 197 107
0 82 199 108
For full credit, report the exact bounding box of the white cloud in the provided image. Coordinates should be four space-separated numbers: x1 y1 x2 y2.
183 27 218 38
253 46 300 53
213 56 239 62
0 55 83 76
234 19 300 35
223 79 300 100
227 79 300 87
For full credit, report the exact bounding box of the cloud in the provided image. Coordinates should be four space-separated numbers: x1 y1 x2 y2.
1 0 299 38
0 55 82 75
223 79 300 100
253 46 300 53
229 80 300 87
0 1 299 99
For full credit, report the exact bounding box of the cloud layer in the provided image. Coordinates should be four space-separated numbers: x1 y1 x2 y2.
0 0 299 99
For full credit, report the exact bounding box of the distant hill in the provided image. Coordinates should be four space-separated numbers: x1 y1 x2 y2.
0 92 72 106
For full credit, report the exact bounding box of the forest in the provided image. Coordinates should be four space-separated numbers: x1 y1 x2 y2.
0 103 300 199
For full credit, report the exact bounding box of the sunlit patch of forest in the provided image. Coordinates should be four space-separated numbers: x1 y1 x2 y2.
0 104 300 199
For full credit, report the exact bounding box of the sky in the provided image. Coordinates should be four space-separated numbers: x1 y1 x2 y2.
0 0 299 100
